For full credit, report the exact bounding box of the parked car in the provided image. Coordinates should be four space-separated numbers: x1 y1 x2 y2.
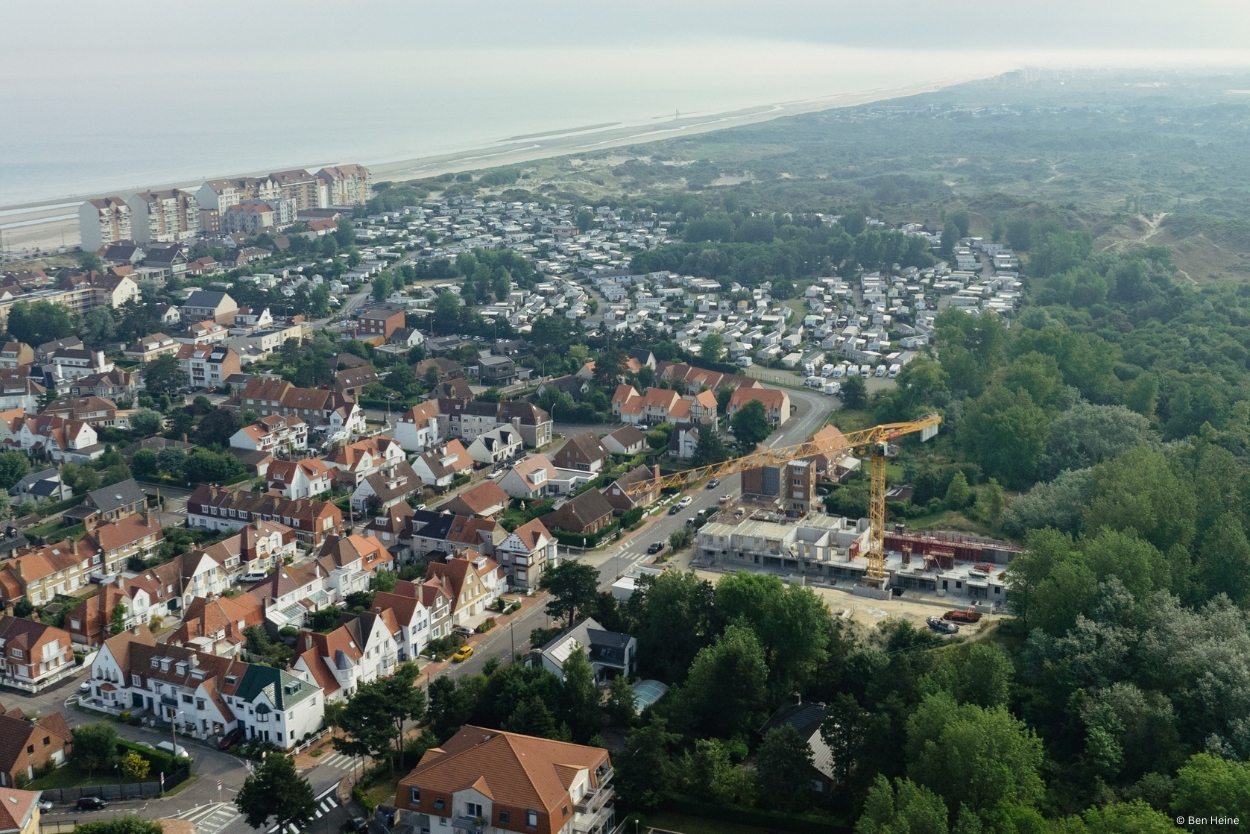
668 505 681 516
451 645 475 663
156 741 190 758
677 496 693 509
343 817 369 833
452 625 474 638
78 681 92 694
706 478 720 489
926 616 959 635
217 727 244 750
646 542 665 555
77 797 108 811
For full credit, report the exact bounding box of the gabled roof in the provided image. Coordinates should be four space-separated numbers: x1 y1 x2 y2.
442 481 509 517
551 432 608 469
85 478 145 515
398 726 610 834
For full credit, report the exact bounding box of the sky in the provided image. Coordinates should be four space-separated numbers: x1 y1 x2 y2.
2 0 1249 74
2 0 1248 207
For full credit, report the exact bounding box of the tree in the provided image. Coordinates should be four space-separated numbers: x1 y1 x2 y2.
683 738 755 806
754 723 816 811
957 384 1051 489
506 693 567 740
560 649 601 743
615 716 678 811
82 308 117 345
629 570 715 682
1041 403 1155 478
6 300 75 346
856 775 950 834
700 333 725 364
0 450 29 491
431 292 462 334
119 750 149 782
715 572 830 697
676 624 768 739
690 428 730 467
539 562 600 627
940 220 959 260
605 674 636 728
943 472 971 510
575 209 594 233
427 676 482 741
235 753 316 832
841 374 868 410
131 449 158 480
1195 515 1250 607
730 400 770 449
906 692 1044 819
142 354 187 398
129 410 164 437
920 643 1013 708
110 601 128 635
1083 445 1196 555
192 409 240 448
1172 753 1250 824
72 723 119 776
371 272 392 302
181 448 245 483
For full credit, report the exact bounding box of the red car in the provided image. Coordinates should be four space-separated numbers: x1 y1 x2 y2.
217 727 244 750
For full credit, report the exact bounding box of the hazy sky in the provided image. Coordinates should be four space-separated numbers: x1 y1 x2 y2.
3 0 1249 72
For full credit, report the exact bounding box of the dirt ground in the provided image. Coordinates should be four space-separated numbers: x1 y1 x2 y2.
686 567 1003 634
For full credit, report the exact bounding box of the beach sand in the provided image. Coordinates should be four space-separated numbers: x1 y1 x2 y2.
0 74 980 258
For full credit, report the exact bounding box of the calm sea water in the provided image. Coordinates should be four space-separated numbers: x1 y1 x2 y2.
0 43 1013 207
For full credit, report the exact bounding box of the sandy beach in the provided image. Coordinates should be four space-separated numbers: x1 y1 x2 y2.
0 74 979 259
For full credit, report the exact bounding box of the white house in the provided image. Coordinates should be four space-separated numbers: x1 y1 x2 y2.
393 401 442 453
494 518 557 591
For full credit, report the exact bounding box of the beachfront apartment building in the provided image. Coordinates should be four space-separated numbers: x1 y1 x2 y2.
126 189 200 244
78 197 133 251
315 165 372 206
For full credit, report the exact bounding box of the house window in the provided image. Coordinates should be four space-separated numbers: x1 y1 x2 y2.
499 810 510 824
409 787 420 805
26 745 33 754
466 803 482 818
132 674 142 686
9 649 21 659
196 699 205 710
182 694 193 704
526 809 538 827
434 799 445 811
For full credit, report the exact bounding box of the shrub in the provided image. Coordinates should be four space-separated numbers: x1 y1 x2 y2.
475 618 497 634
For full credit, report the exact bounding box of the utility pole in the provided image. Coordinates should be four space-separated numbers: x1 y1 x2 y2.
509 620 515 662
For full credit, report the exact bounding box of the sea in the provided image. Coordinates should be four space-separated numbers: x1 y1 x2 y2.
0 43 1028 209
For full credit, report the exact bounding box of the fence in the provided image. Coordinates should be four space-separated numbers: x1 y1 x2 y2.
37 780 164 805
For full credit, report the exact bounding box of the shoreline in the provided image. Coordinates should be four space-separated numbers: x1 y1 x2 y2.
0 73 984 257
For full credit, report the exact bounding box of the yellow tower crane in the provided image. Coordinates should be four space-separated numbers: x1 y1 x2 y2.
623 414 942 584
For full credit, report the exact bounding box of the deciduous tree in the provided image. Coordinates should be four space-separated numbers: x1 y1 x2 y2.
235 753 315 832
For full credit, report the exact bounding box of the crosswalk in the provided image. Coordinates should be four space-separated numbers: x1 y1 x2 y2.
316 752 357 771
267 788 341 834
174 802 242 834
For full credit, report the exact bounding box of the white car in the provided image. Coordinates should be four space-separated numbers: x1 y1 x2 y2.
677 496 693 509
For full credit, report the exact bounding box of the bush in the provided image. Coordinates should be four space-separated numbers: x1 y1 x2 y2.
475 618 497 634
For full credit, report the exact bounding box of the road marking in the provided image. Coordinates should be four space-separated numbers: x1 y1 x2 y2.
175 802 241 834
317 752 356 770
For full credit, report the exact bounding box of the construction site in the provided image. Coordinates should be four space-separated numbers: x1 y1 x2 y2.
625 415 1021 623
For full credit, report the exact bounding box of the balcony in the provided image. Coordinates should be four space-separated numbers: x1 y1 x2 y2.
573 801 614 834
575 785 613 816
451 817 484 834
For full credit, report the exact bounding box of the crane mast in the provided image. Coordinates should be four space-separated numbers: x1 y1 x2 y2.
623 413 942 585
